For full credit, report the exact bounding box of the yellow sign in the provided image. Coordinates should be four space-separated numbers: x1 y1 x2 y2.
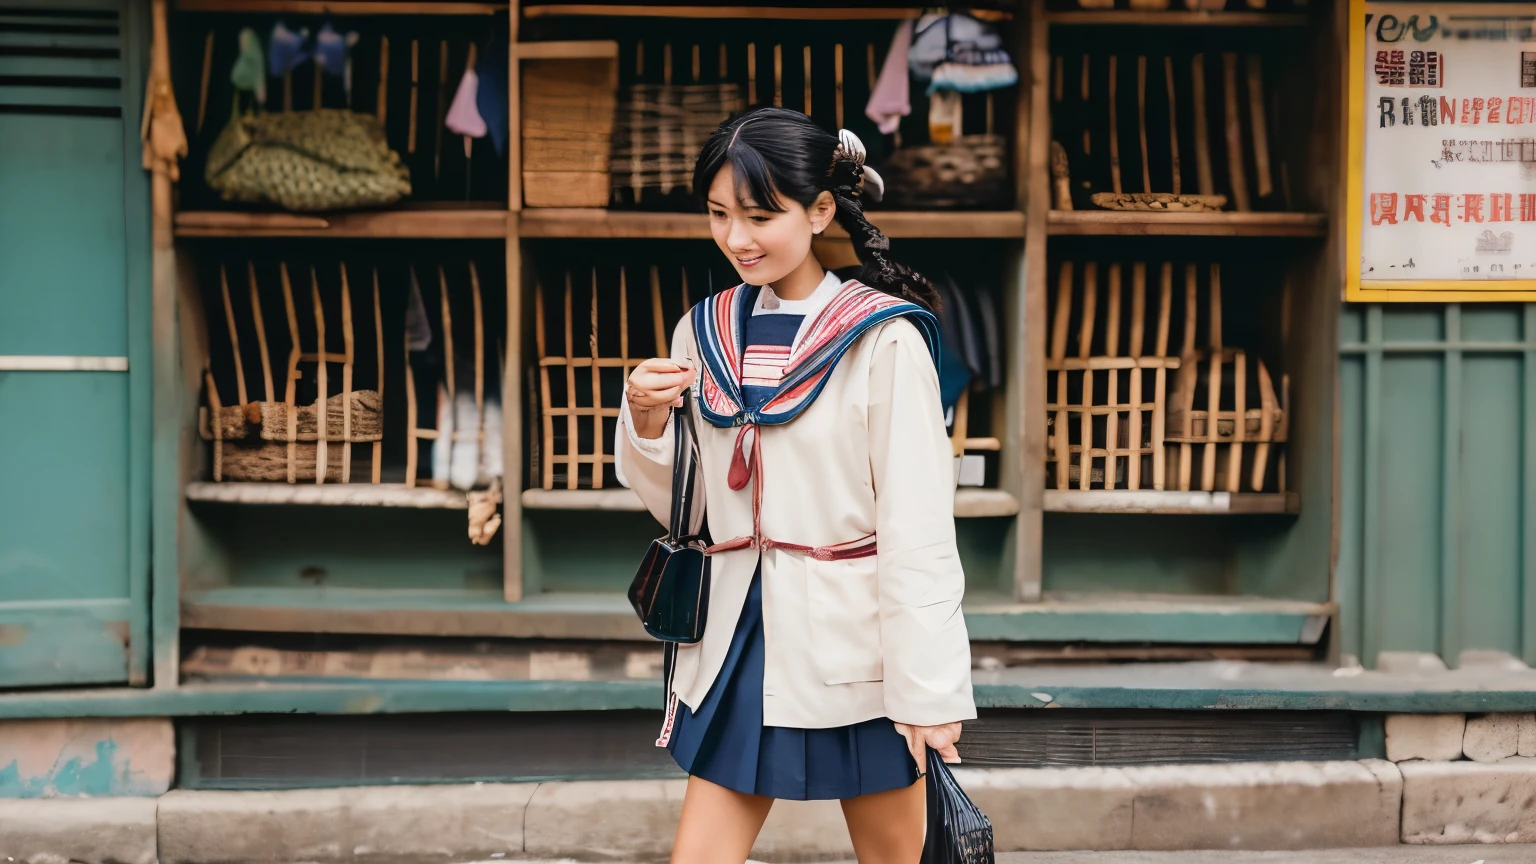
1348 0 1536 300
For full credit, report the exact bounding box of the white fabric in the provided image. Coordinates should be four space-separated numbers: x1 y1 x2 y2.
617 313 975 730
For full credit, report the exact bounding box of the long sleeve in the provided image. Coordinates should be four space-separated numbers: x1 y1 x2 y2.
615 317 703 536
867 319 976 726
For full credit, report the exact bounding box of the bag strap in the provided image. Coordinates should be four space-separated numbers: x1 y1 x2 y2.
666 390 703 543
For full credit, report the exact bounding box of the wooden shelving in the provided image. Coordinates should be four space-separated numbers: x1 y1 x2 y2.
175 0 505 13
522 487 1019 518
519 208 1026 240
1047 211 1326 237
523 4 1007 20
174 207 509 239
1044 490 1299 515
1045 10 1308 26
187 482 470 509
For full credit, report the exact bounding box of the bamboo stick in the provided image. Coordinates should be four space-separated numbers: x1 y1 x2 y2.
377 35 390 127
1191 54 1214 195
311 266 328 484
313 52 323 108
340 264 354 483
471 261 486 486
650 265 666 353
804 45 812 117
1081 54 1091 157
280 262 301 483
1108 55 1122 194
197 31 213 133
206 368 224 481
247 262 275 402
405 324 419 486
1153 262 1171 490
563 271 577 489
1228 349 1245 493
835 43 845 128
409 40 419 153
435 40 449 181
1105 263 1122 488
536 278 554 490
1052 262 1073 489
1137 56 1151 194
589 268 602 489
774 44 783 107
1222 53 1249 211
1128 262 1146 489
219 264 249 406
1078 262 1098 491
372 268 383 484
1165 56 1181 196
1247 54 1273 199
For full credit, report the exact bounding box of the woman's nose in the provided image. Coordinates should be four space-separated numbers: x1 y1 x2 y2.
726 218 753 252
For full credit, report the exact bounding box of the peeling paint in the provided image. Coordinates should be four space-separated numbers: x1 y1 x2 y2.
0 719 172 798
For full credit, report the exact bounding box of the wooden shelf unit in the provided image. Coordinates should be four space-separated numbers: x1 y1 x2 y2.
154 0 1341 651
1047 211 1327 237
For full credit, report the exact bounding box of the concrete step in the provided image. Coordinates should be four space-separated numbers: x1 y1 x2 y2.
6 759 1536 863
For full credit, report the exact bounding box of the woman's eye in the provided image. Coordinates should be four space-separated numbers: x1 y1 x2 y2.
709 210 726 219
750 216 771 223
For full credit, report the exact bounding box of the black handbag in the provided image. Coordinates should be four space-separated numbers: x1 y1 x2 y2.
627 390 712 644
921 747 996 864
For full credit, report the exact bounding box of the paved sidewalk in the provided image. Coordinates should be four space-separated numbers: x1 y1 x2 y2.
496 849 1536 864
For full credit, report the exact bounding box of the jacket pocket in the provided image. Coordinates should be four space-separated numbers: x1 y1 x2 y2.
805 555 884 685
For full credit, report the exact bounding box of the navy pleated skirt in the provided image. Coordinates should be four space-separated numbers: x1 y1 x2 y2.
666 567 919 800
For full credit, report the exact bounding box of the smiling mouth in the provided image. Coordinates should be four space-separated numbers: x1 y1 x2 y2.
735 255 764 267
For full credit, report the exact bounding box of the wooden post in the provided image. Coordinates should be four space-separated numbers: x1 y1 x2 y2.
1078 261 1097 491
1165 56 1181 196
1136 56 1151 194
1127 262 1146 490
247 261 275 402
280 262 301 484
311 266 329 484
1051 262 1072 491
1153 262 1171 491
1018 0 1049 602
1247 54 1273 199
340 264 355 484
218 264 248 406
1108 55 1122 194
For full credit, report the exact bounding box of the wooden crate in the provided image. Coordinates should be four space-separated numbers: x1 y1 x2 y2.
1166 348 1289 493
522 43 620 208
533 264 693 490
200 261 384 485
1046 260 1183 491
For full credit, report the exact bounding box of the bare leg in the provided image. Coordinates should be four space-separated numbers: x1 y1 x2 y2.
841 779 926 863
671 775 775 864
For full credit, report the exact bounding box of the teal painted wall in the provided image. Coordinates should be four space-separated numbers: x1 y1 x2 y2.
1339 303 1536 668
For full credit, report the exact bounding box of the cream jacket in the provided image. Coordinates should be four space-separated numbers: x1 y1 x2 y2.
616 303 976 730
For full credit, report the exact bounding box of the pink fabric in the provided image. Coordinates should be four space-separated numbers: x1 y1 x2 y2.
445 69 487 138
865 20 913 135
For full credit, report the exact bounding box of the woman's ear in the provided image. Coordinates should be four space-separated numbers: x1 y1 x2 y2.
809 190 837 235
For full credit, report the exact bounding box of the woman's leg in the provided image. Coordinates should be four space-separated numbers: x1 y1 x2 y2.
840 778 926 863
671 775 775 864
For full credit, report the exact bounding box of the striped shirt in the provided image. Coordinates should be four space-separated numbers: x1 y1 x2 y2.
740 271 843 410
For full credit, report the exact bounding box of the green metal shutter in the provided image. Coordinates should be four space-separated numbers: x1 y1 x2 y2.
1339 303 1536 669
0 0 150 687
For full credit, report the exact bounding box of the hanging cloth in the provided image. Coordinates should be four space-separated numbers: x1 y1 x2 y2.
446 65 488 138
475 39 510 155
268 21 310 77
866 20 914 135
230 28 267 106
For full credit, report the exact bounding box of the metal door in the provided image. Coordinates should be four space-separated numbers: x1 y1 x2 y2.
0 0 150 687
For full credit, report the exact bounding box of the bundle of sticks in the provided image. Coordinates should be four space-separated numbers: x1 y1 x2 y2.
1050 51 1282 213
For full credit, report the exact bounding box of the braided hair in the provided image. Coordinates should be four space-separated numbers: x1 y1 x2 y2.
692 107 941 314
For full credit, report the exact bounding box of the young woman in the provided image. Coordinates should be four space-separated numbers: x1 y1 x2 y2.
617 106 975 863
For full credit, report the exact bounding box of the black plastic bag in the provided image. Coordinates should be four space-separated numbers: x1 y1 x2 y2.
921 747 995 864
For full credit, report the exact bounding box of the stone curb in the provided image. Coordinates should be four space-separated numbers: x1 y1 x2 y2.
6 759 1535 861
0 797 158 864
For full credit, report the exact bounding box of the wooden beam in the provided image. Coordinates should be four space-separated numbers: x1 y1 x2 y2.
1045 10 1306 25
514 40 620 60
523 5 1001 20
519 208 1025 239
175 0 504 13
1042 489 1299 514
175 208 509 239
1016 0 1051 602
1047 211 1326 236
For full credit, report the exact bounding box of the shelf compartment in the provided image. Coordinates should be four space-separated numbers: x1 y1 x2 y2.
520 209 1026 240
1047 211 1326 237
522 487 1020 518
1044 489 1297 514
964 591 1330 644
181 587 647 640
183 585 1327 645
175 207 509 239
187 482 469 509
523 5 1007 20
1045 11 1308 27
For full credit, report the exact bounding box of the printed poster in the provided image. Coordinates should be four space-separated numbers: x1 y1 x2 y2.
1351 2 1536 299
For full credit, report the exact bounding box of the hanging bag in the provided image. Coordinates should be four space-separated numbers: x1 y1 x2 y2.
921 746 996 864
627 389 711 644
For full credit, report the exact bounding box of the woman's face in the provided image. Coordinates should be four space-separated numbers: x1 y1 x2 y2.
706 164 836 287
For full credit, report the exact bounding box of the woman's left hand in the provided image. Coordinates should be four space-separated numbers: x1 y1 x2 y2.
893 721 963 772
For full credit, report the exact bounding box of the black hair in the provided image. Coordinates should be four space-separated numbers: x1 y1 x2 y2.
691 106 940 314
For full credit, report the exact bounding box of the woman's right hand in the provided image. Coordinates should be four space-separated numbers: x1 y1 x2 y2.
626 358 697 440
